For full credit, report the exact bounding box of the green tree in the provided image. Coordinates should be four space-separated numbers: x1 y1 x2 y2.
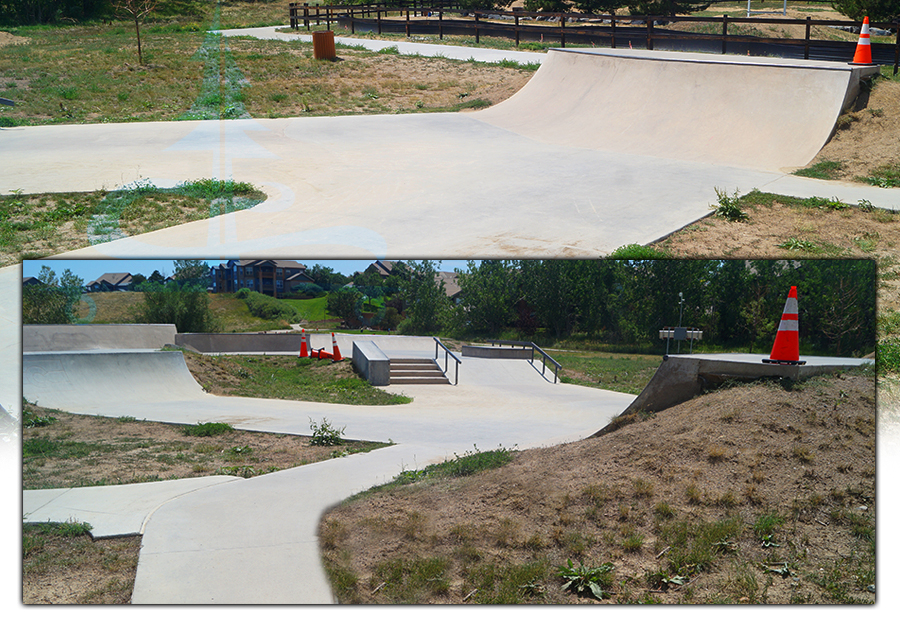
172 259 209 285
453 260 520 336
573 0 628 13
326 287 363 325
627 1 710 16
22 266 84 324
307 264 348 291
831 0 900 22
135 279 217 333
523 0 571 11
398 260 450 335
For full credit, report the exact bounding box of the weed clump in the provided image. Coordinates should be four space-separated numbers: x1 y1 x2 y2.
181 422 234 437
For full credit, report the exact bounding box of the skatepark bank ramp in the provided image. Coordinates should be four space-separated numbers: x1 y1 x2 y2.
23 324 177 352
475 48 880 171
23 350 208 411
600 353 874 428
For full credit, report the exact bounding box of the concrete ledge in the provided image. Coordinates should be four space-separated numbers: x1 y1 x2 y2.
353 341 390 386
176 332 303 354
462 345 531 359
24 324 176 352
614 353 873 419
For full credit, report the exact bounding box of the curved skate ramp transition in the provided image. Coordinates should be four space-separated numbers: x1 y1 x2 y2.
23 350 207 411
23 324 176 352
475 48 879 171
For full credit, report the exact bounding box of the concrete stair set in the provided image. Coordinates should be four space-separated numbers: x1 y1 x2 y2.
389 358 450 385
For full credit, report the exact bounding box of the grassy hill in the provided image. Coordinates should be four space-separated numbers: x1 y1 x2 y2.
319 369 876 604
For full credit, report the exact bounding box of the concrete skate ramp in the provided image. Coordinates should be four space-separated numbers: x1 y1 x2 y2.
175 332 303 354
23 324 176 352
475 48 878 171
23 350 206 410
608 353 873 422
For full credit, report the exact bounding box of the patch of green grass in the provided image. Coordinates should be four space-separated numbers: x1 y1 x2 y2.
856 162 900 188
466 560 550 603
777 237 820 253
181 422 234 437
607 243 670 259
222 356 412 405
555 352 660 395
370 556 451 603
793 160 843 180
660 517 743 577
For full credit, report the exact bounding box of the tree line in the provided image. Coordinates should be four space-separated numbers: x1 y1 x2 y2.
24 259 876 357
403 259 876 357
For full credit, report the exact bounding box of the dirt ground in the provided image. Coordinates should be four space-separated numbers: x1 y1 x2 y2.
321 372 875 604
21 406 376 490
0 31 27 47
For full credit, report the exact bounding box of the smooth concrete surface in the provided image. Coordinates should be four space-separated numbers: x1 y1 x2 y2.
475 47 880 171
215 26 549 65
23 323 176 352
0 266 19 421
175 331 304 353
22 342 634 603
352 340 391 385
3 47 898 260
23 476 241 538
617 352 873 418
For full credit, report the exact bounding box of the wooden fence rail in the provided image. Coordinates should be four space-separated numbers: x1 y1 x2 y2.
287 4 899 73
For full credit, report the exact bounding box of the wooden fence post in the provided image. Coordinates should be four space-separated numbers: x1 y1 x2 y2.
804 16 811 60
475 11 480 44
647 18 653 51
611 13 616 49
722 14 728 54
560 12 566 48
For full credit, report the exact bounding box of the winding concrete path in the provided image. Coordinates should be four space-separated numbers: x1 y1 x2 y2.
22 334 633 603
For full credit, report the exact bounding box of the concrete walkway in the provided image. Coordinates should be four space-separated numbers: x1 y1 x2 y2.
22 336 634 603
215 25 548 65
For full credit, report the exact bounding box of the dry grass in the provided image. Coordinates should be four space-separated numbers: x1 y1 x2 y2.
320 371 875 604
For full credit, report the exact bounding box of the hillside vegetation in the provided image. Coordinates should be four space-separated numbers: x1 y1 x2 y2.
320 369 876 604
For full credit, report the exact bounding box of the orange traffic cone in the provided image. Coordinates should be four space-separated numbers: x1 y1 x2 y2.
331 332 343 362
299 329 307 358
763 286 806 366
850 17 874 65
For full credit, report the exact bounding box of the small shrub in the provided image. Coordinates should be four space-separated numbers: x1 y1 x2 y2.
632 477 654 498
608 244 669 259
557 559 614 600
654 502 675 520
711 187 749 222
309 417 345 446
623 533 644 552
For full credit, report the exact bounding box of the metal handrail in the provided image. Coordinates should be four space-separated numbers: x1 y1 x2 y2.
434 337 462 385
487 339 561 383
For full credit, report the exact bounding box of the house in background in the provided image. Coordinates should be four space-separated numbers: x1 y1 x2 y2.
358 260 461 302
86 273 133 292
22 276 43 287
210 260 312 298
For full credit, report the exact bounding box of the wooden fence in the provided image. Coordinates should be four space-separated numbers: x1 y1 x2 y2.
288 4 899 72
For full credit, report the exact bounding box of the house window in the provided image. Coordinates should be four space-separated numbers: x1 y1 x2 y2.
276 280 283 290
276 268 283 277
245 267 253 276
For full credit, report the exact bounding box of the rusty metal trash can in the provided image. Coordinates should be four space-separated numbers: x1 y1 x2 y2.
312 31 336 61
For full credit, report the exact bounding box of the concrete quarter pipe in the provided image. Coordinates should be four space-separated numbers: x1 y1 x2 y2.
475 48 878 171
0 48 891 260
